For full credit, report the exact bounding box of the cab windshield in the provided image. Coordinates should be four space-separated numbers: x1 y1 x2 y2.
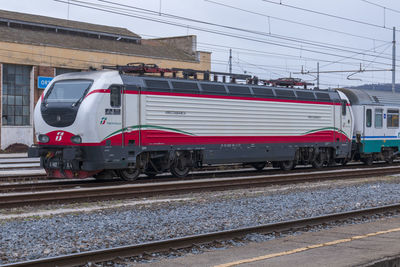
45 80 92 103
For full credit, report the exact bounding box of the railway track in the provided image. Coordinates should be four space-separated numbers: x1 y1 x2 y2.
3 203 400 267
2 161 400 193
1 165 400 208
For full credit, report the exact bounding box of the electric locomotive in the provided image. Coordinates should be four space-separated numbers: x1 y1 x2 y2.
28 64 354 180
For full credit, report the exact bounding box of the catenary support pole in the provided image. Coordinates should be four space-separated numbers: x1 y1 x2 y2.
229 48 232 75
317 62 320 89
392 26 396 93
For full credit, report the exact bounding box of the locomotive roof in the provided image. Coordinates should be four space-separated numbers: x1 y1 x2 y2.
52 70 342 103
121 74 341 103
53 69 114 81
338 88 400 107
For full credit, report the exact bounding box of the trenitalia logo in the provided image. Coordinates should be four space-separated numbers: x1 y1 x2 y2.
100 117 107 125
55 132 64 141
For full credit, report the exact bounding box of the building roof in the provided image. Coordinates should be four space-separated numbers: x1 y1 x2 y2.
0 9 199 63
0 9 140 39
0 26 197 62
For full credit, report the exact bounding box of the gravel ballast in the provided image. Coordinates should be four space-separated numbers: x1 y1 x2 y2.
1 177 400 264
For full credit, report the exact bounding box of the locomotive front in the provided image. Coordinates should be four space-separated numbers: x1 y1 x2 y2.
28 70 122 178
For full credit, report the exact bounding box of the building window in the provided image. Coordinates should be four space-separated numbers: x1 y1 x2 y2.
387 109 399 128
375 109 383 128
2 64 31 126
366 109 372 128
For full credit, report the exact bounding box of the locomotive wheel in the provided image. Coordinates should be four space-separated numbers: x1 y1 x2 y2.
117 168 140 181
312 153 324 169
279 160 294 171
170 154 190 178
251 162 267 171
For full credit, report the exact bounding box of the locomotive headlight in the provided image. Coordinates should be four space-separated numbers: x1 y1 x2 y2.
38 134 49 143
71 135 82 144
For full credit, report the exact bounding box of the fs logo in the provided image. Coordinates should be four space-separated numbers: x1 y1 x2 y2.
55 132 64 141
100 117 107 125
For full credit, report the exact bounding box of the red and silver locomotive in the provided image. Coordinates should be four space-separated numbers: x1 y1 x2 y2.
28 64 354 180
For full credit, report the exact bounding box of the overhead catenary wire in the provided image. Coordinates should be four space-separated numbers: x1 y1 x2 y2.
316 42 393 70
95 0 395 60
360 0 400 15
43 0 399 86
140 32 400 66
205 0 389 44
53 0 395 68
262 0 399 31
68 0 395 62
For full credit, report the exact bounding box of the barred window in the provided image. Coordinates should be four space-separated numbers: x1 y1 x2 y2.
2 64 31 126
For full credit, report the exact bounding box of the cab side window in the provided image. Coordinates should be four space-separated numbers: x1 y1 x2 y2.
110 85 121 107
387 109 399 128
375 109 383 128
366 109 372 128
341 101 347 116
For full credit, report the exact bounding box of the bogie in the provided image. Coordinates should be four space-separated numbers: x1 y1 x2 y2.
279 160 295 171
116 168 140 181
250 162 267 171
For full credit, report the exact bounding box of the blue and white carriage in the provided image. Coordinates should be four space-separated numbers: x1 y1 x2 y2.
339 88 400 164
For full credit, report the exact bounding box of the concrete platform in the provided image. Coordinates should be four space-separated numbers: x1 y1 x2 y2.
135 216 400 267
0 169 45 177
0 153 28 158
0 157 39 164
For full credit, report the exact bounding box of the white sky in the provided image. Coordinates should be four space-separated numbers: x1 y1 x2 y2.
1 0 400 88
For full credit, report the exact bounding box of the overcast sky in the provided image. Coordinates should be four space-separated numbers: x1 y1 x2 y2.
1 0 400 88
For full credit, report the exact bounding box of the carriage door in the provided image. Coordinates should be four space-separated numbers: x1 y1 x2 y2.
340 100 352 141
122 85 141 148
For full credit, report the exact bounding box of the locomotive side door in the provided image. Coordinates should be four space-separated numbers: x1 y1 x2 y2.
122 85 141 148
107 85 124 146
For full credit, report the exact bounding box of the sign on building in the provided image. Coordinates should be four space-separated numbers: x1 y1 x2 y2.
38 76 53 89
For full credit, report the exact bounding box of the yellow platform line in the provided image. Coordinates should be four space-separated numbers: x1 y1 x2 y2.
215 227 400 267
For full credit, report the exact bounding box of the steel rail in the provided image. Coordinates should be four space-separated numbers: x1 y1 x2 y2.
0 163 242 182
1 166 400 208
1 161 398 193
3 203 400 267
1 161 398 188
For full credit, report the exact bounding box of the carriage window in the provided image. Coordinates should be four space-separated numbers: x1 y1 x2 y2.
387 109 399 128
110 85 121 107
366 109 372 127
375 109 383 128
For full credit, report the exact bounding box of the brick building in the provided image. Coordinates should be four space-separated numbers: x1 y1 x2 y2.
0 9 211 150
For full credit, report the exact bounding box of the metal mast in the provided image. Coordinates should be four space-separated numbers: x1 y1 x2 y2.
317 62 320 89
392 26 396 93
229 48 232 75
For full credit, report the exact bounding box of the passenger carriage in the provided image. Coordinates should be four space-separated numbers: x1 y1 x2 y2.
339 88 400 164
